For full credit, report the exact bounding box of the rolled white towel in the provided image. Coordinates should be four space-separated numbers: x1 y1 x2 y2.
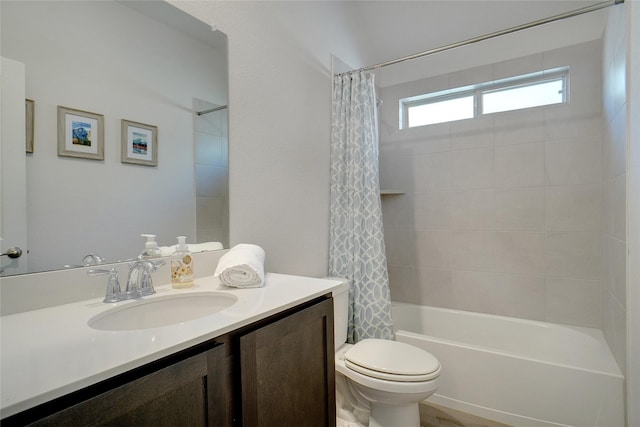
214 244 265 288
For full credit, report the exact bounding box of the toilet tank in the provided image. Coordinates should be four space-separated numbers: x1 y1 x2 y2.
326 277 349 349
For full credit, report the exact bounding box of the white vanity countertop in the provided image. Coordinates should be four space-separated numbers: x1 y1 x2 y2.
0 273 344 418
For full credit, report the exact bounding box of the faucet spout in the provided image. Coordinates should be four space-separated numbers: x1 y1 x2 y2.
83 253 106 266
126 260 164 298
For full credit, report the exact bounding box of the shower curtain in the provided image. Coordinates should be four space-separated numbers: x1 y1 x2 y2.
329 70 394 343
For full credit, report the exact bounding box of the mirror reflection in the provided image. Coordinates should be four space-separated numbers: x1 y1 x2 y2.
0 0 229 276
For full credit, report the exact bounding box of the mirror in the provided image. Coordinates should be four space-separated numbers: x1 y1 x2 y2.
0 1 228 276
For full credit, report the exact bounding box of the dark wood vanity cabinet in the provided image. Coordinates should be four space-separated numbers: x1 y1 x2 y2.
5 295 335 427
28 348 220 427
239 295 336 426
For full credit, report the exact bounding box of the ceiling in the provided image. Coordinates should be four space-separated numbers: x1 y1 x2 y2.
336 0 608 68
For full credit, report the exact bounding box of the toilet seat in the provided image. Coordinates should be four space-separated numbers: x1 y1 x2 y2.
344 339 440 382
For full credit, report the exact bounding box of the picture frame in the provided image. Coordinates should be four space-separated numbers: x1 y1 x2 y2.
25 99 34 153
57 106 104 160
121 119 157 166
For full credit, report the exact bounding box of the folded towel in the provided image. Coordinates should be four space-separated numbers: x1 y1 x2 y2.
158 241 224 257
159 246 175 257
214 244 265 288
188 242 224 253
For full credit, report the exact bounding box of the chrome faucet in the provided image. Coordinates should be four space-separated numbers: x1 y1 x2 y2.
125 260 163 298
83 253 106 266
88 260 163 303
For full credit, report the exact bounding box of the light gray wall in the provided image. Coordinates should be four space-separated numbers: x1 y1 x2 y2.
1 1 227 270
170 1 360 277
602 0 628 379
624 3 640 425
379 40 604 327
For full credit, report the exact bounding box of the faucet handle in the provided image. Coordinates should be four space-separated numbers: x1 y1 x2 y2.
139 260 165 296
88 268 121 303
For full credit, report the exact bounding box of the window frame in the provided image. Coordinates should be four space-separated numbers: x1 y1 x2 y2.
399 67 569 130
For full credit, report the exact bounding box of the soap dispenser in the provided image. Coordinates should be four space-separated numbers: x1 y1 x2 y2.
140 234 162 259
171 236 193 288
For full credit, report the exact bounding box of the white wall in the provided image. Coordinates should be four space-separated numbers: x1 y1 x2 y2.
624 2 640 425
602 1 627 377
0 58 28 275
1 1 227 270
169 1 360 277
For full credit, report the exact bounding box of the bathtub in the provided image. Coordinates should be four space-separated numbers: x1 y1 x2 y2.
391 302 624 427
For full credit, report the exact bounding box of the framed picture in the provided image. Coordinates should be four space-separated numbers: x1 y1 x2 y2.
57 106 104 160
121 119 157 166
26 99 34 153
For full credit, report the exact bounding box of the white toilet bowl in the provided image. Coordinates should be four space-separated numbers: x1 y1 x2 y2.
330 279 441 427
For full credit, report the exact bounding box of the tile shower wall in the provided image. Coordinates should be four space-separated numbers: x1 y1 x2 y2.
602 6 627 375
194 100 230 248
379 40 603 327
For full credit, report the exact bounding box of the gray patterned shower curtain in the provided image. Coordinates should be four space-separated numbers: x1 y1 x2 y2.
329 70 394 343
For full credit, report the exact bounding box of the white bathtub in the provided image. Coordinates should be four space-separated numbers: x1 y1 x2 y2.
391 302 624 427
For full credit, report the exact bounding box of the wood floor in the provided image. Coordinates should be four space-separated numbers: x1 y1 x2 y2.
419 402 513 427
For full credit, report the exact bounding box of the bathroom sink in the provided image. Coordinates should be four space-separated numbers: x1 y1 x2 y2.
88 292 238 331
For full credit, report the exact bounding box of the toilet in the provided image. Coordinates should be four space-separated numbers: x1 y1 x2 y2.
331 279 440 427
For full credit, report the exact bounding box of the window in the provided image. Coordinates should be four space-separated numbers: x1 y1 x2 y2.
482 78 565 114
407 95 474 127
400 67 568 129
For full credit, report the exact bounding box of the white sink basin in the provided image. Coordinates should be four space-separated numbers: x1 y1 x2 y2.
88 292 238 331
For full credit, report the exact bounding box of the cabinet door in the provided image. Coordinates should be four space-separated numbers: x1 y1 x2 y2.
30 344 225 427
240 297 335 427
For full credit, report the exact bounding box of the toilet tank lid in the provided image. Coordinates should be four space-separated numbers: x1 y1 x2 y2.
345 338 440 376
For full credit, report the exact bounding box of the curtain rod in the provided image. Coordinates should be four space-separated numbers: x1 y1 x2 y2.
340 0 624 76
196 105 228 116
